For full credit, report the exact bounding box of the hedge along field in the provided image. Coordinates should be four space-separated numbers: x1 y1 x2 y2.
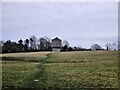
1 51 119 89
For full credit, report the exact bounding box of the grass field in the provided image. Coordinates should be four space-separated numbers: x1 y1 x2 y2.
1 51 119 89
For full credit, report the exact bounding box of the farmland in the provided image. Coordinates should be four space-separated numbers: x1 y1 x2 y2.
1 51 119 89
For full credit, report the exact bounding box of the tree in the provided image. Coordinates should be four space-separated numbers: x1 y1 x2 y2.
77 46 82 51
24 39 29 50
105 42 118 51
0 40 5 53
18 39 23 45
2 40 19 53
32 35 38 49
29 37 34 49
112 42 117 50
18 39 25 51
39 37 51 50
62 40 69 51
29 35 37 49
0 40 5 47
105 43 110 50
91 44 102 51
74 46 77 51
39 37 46 50
67 47 73 51
44 37 51 50
3 40 12 52
63 40 69 46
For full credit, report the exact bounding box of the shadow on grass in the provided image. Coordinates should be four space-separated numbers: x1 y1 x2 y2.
1 57 43 62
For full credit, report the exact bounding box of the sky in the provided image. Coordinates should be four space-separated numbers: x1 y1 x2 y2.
2 2 118 48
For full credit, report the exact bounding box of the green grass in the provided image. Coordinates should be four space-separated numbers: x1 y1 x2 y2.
43 62 118 88
2 61 39 88
1 51 119 89
44 51 118 63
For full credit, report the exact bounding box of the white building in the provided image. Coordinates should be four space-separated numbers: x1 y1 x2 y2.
51 37 62 52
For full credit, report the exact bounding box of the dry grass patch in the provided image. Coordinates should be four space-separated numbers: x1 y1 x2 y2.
0 52 51 58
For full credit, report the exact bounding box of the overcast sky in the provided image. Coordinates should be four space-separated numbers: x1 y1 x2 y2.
2 2 118 48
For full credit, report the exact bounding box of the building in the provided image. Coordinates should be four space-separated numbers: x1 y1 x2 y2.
51 37 62 52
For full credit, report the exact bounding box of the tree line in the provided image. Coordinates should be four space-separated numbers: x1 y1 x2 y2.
0 35 119 53
0 35 70 53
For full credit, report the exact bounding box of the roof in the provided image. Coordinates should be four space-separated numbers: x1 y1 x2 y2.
52 37 61 41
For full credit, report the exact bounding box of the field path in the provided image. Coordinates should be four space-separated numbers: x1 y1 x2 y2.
19 53 52 88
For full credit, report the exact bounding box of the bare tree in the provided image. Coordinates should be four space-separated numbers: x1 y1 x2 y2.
39 37 45 50
105 43 112 50
29 38 34 49
105 42 118 51
29 35 37 49
63 40 69 51
63 40 69 46
105 43 109 50
0 40 5 47
39 37 51 50
112 42 117 50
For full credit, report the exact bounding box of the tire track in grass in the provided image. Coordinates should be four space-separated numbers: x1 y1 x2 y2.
20 53 52 88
